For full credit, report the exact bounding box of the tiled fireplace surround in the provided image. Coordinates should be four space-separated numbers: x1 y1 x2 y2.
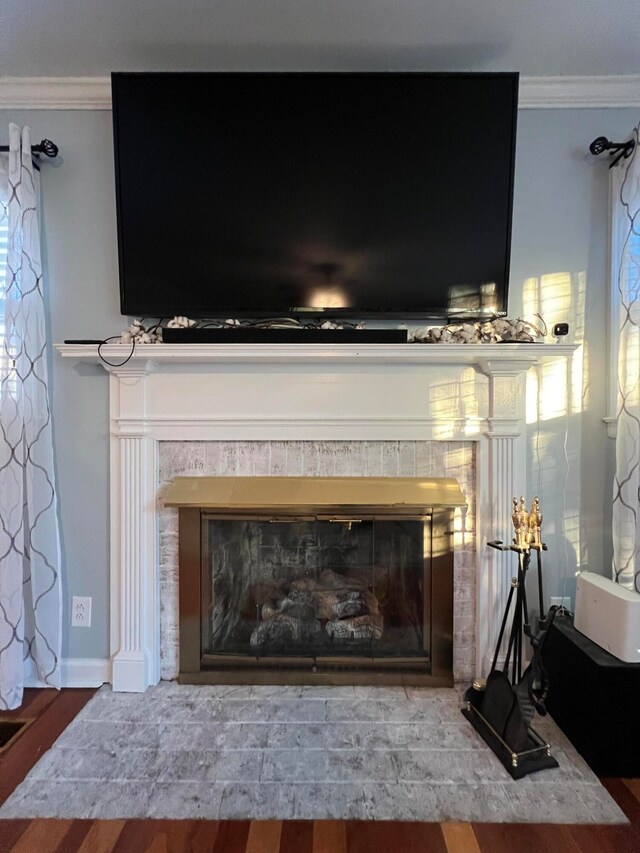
158 439 476 681
58 342 575 692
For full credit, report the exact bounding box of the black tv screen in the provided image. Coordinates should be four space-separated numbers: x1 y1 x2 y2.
112 72 518 319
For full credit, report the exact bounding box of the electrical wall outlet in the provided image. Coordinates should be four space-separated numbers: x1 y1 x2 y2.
71 596 92 627
550 595 572 612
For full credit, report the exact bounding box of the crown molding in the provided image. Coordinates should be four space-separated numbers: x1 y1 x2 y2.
1 74 639 110
0 77 112 109
518 75 640 108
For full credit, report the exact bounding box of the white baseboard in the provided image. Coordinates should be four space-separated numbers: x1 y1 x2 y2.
24 657 111 689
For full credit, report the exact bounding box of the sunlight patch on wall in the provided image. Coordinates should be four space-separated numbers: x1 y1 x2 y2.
442 443 475 553
523 272 572 325
428 368 480 439
526 361 568 423
523 269 586 423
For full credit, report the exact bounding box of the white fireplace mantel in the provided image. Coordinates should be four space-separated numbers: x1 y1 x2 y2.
57 342 576 692
58 341 576 367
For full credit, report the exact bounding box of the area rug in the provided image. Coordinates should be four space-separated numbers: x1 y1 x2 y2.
0 683 627 823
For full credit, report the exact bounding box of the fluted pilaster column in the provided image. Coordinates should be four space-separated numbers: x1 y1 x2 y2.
477 359 531 673
109 365 158 692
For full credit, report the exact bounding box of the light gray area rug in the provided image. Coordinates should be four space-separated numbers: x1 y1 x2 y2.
0 683 627 823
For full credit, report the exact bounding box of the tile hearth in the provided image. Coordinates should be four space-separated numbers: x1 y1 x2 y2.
0 683 626 824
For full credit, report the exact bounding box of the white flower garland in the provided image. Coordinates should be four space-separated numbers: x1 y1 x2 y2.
409 315 547 344
119 318 163 344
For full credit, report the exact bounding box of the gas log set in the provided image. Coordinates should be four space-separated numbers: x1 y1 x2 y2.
250 568 383 647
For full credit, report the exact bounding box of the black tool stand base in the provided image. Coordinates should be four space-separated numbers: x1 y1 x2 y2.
545 614 640 777
462 689 559 780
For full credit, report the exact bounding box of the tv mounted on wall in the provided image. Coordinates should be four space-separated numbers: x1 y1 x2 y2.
112 72 518 319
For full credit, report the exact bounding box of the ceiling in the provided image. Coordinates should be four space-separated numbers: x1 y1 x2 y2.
1 0 639 78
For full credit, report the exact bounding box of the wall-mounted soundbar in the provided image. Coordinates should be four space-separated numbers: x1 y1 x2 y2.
161 328 408 344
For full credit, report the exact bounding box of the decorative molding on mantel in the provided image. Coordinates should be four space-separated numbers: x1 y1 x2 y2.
56 342 577 368
112 416 486 442
3 76 640 111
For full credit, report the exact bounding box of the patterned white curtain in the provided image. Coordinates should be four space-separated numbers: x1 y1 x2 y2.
0 124 62 709
612 124 640 592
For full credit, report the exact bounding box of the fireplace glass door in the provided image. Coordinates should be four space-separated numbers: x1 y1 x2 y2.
200 515 431 666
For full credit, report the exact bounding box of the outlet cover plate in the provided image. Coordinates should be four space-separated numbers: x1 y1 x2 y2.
71 596 92 628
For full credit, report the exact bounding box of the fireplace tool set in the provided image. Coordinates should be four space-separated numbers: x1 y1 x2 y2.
462 496 560 779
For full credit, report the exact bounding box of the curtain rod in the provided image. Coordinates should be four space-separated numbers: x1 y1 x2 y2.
0 138 58 157
589 136 635 168
0 138 59 171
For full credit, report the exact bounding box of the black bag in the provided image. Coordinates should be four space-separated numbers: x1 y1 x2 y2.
480 669 530 752
478 606 559 753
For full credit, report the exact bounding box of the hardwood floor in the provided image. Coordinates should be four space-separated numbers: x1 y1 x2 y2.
0 688 96 808
1 688 639 852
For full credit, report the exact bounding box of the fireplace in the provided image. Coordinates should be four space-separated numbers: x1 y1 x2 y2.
168 475 464 685
57 340 576 692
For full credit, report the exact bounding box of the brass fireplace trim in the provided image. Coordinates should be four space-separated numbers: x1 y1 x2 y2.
178 504 456 687
165 475 465 517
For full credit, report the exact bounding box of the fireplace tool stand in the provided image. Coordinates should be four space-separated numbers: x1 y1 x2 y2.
462 498 559 779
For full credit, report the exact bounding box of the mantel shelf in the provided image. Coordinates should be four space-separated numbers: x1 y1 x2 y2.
56 342 578 369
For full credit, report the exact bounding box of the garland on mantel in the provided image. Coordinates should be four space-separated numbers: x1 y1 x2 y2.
408 314 547 343
116 314 547 344
119 318 163 344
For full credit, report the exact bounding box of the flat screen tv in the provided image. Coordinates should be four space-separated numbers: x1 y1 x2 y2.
112 72 518 319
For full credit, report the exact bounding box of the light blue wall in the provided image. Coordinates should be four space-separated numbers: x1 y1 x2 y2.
0 105 637 659
1 110 122 659
511 109 638 608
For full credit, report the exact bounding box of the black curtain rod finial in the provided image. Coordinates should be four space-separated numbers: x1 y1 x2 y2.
34 139 59 158
589 136 610 156
589 135 635 168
